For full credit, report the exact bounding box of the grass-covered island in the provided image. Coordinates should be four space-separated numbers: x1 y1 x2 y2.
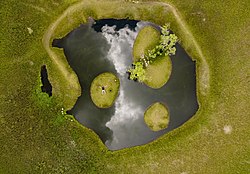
144 55 172 89
133 26 160 61
129 25 176 88
144 102 170 131
90 72 120 108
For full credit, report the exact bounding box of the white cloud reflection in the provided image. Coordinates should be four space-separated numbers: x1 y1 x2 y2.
101 22 150 150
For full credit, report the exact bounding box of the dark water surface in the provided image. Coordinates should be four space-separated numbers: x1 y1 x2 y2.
41 65 52 97
53 19 198 150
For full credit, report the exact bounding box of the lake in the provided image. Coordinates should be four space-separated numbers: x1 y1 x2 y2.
53 19 198 150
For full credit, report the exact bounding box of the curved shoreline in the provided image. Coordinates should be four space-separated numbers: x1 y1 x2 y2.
42 0 210 103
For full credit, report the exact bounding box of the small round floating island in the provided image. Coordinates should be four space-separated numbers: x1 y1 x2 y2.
90 72 120 108
144 102 170 131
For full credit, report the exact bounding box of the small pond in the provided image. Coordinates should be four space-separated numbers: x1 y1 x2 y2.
53 19 198 150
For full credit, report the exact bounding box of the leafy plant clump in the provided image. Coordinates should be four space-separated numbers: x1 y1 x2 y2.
128 24 178 82
128 61 146 82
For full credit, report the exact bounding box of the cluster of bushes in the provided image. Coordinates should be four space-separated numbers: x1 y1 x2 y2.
128 24 178 82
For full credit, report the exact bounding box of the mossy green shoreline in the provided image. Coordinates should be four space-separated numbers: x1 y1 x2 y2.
0 0 249 173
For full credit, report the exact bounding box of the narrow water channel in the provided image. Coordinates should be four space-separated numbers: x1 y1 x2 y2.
53 19 198 150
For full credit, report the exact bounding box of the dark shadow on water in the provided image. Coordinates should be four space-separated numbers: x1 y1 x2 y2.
92 18 139 32
53 19 198 150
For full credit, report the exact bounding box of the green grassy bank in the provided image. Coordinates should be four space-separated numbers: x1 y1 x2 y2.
0 0 249 173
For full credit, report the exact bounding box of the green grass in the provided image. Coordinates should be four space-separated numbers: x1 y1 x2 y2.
90 72 120 108
132 25 172 88
0 0 249 173
144 55 172 89
144 102 170 131
132 25 160 61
